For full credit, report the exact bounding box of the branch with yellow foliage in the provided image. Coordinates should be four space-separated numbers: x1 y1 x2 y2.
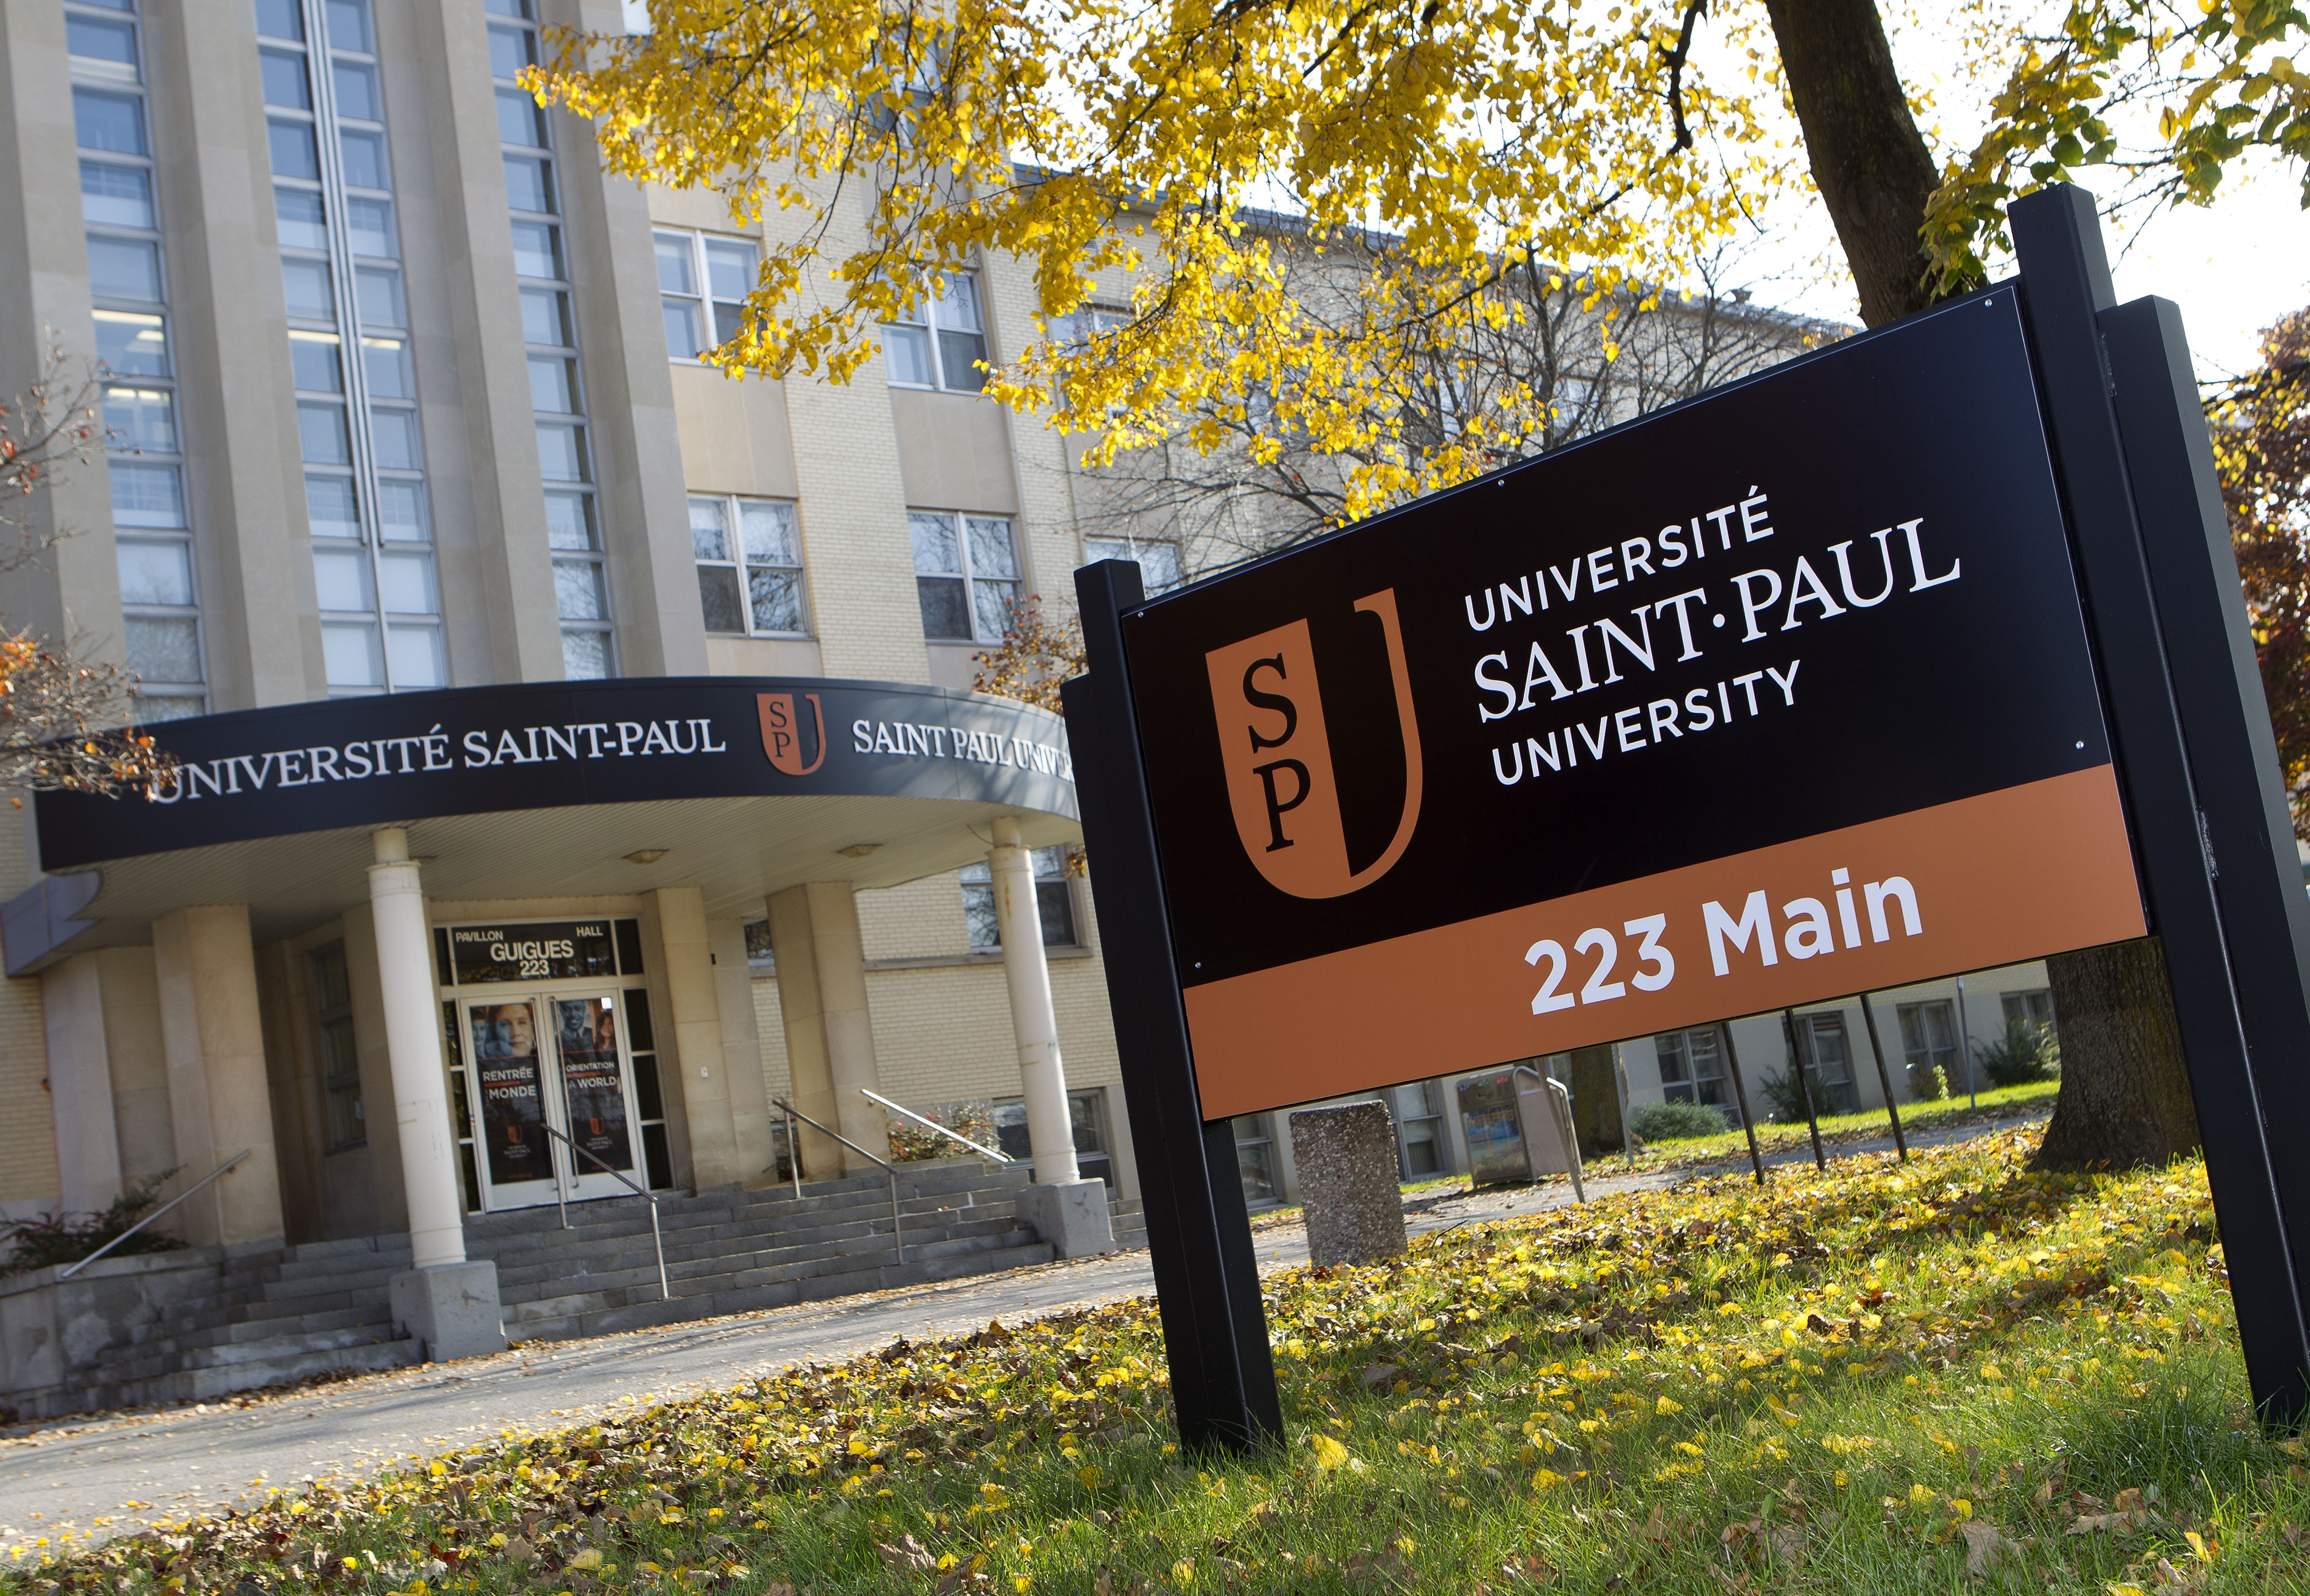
0 344 174 799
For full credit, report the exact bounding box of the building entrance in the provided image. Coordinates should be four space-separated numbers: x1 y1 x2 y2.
458 990 644 1211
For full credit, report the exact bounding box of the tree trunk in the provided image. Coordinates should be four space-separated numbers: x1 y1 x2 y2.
1762 0 1944 327
1768 2 2207 1170
2035 939 2202 1168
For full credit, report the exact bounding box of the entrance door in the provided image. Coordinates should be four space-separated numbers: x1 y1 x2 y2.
461 993 642 1211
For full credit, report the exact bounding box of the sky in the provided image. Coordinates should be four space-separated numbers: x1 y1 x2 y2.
1705 8 2310 384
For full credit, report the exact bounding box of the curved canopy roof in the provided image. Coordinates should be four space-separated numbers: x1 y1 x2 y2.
9 677 1079 972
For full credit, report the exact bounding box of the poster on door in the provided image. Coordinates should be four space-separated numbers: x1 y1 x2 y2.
473 1000 551 1184
555 997 633 1172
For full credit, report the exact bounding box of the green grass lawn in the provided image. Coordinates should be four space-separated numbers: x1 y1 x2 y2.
1596 1078 2064 1178
12 1123 2305 1594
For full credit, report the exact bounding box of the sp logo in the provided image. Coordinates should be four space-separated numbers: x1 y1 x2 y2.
1203 589 1424 898
757 692 827 776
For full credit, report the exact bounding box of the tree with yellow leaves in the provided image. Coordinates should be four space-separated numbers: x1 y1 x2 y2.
534 0 2310 1172
0 346 174 799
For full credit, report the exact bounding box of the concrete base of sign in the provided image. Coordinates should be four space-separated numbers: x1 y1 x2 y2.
1016 1179 1116 1259
389 1262 508 1363
1290 1103 1408 1266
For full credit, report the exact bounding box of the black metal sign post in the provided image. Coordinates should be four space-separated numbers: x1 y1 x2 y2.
2011 186 2310 1419
1065 559 1284 1456
1068 185 2310 1441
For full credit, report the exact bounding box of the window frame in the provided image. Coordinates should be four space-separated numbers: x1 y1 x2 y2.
959 845 1079 952
1896 999 1961 1086
688 493 809 638
882 271 991 393
653 228 757 362
1080 534 1185 595
909 507 1020 643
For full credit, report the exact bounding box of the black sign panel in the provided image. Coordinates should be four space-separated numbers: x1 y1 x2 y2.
449 921 618 986
34 676 1076 870
1119 288 2146 1118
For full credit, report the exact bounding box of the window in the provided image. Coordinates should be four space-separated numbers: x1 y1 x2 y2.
988 1089 1112 1185
883 273 989 392
262 0 445 695
1081 535 1184 594
441 1000 481 1212
742 919 775 970
959 846 1078 951
2001 988 2056 1037
313 944 363 1150
1897 1000 1961 1094
1784 1011 1858 1115
489 0 613 678
625 987 673 1190
689 495 806 635
1390 1080 1446 1178
1233 1114 1276 1206
78 0 203 717
909 509 1018 641
1654 1027 1733 1113
653 229 755 358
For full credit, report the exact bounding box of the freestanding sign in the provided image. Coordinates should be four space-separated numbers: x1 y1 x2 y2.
1067 185 2310 1451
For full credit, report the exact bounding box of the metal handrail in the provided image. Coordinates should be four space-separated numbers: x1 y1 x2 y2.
772 1097 905 1269
541 1125 671 1301
860 1088 1013 1163
58 1150 249 1279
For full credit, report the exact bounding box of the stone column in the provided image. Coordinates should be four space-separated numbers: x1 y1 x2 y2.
1289 1103 1408 1266
152 905 285 1246
990 818 1113 1258
368 828 503 1361
764 881 885 1175
709 917 778 1185
654 887 739 1187
42 953 122 1218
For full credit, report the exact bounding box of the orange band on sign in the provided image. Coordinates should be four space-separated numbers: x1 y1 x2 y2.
1181 765 2144 1121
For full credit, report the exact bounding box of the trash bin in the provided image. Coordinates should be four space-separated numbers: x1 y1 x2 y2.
1456 1068 1583 1191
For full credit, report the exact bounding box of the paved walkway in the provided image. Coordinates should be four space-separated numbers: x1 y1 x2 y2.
0 1112 2034 1551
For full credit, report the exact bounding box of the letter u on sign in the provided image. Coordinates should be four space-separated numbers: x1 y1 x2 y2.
1201 590 1424 898
757 692 827 776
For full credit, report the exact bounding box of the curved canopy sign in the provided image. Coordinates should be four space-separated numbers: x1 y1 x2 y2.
35 676 1074 872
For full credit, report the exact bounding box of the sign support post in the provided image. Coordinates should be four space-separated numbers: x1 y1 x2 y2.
1065 559 1284 1456
1718 1022 1767 1186
2011 185 2310 1418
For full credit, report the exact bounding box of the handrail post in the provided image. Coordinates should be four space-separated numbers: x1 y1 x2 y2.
785 1100 801 1196
890 1171 904 1271
538 1125 670 1301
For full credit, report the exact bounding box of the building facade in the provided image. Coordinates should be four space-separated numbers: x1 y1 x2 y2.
0 0 2069 1335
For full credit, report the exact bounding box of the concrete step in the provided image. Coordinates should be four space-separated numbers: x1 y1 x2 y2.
90 1336 422 1410
509 1239 1058 1343
179 1322 407 1372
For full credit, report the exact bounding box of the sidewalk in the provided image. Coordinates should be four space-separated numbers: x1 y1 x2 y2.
0 1113 2025 1551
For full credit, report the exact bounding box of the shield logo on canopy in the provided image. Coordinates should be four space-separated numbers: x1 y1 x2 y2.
758 691 828 776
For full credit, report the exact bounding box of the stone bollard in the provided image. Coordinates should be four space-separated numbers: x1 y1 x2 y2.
1290 1102 1408 1267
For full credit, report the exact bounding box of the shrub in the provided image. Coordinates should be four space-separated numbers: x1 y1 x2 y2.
1757 1069 1813 1123
1628 1100 1731 1142
1908 1062 1951 1101
1 1171 184 1276
885 1099 1001 1163
1977 1020 2060 1087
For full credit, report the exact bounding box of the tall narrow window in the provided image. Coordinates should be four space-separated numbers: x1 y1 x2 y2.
882 273 989 392
492 0 613 677
74 0 204 716
313 943 363 1150
689 495 805 636
908 509 1018 642
258 0 445 694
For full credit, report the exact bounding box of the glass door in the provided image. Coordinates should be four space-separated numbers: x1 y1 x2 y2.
459 992 642 1211
464 996 558 1209
548 994 640 1201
